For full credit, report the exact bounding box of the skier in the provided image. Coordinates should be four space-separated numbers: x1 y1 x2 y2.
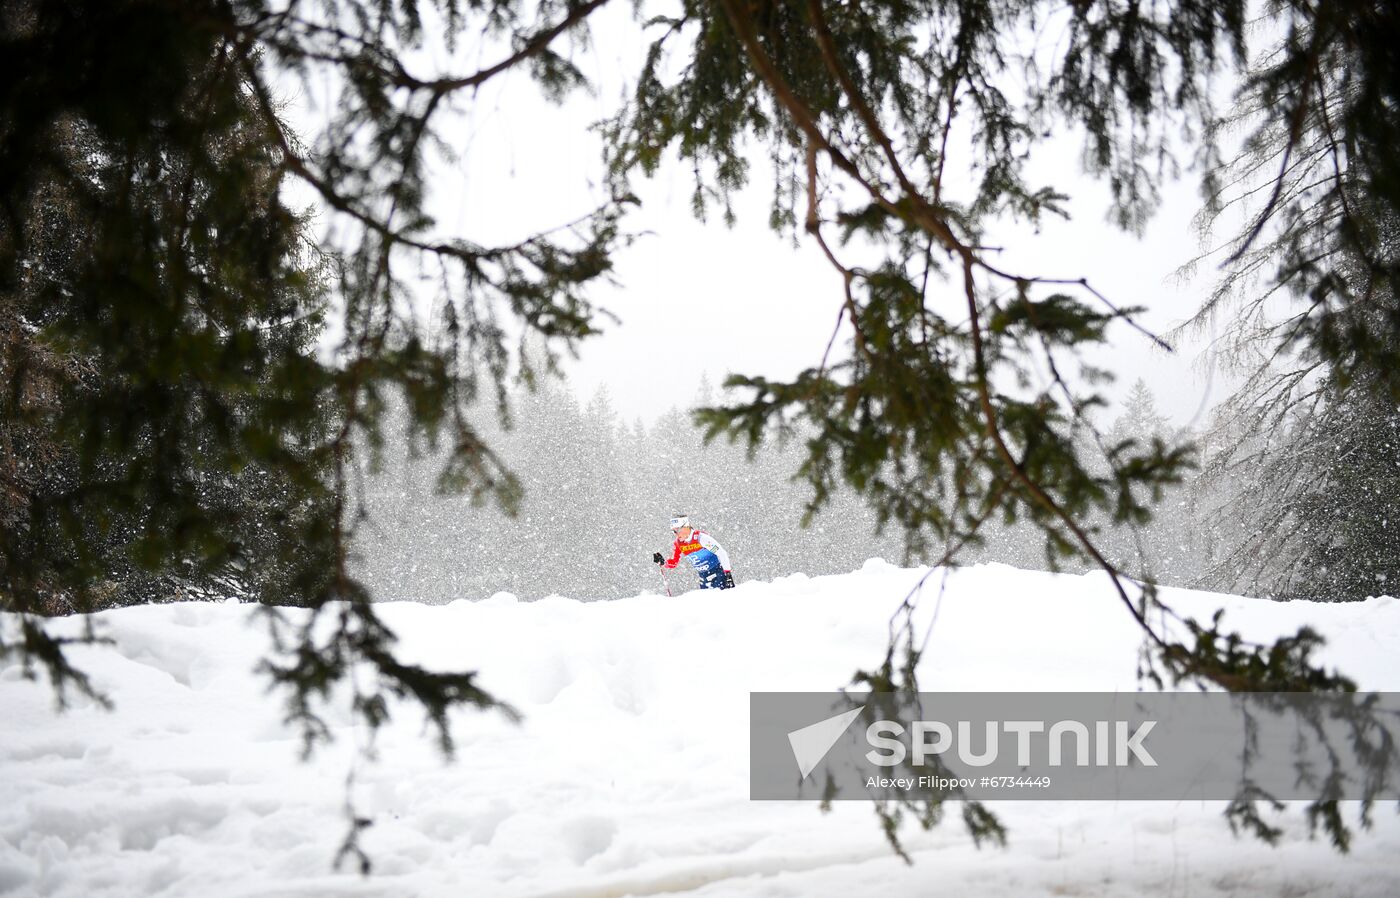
652 515 736 590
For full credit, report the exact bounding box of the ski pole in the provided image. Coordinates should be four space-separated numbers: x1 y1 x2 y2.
656 563 672 597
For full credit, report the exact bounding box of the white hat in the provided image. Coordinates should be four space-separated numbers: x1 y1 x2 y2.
669 515 690 530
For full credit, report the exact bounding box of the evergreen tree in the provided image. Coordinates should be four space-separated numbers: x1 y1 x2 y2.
1289 381 1400 599
0 3 622 822
2 11 338 677
1095 379 1195 583
1109 380 1170 447
1202 374 1400 600
1185 2 1400 601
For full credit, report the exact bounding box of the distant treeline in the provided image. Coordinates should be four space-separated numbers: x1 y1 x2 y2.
354 377 1369 602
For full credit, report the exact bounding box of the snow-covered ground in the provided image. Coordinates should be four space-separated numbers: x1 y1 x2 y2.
2 561 1398 897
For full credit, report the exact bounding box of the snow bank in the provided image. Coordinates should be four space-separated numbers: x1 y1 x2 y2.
2 563 1398 897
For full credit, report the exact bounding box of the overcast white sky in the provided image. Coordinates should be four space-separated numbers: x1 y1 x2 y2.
558 139 1230 428
295 3 1239 430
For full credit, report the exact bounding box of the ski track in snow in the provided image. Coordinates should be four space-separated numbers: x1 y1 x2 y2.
2 561 1399 897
